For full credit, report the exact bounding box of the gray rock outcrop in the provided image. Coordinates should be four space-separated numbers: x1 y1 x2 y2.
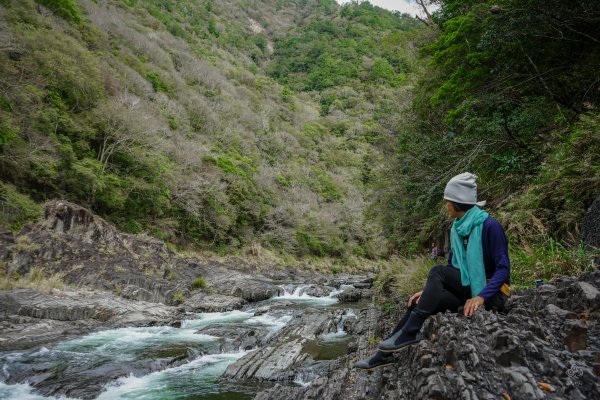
182 292 247 312
336 287 372 302
222 308 360 382
1 201 283 306
0 288 178 350
255 271 600 400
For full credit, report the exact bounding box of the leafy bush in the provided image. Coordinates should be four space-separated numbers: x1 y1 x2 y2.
192 276 207 289
37 0 82 23
146 71 169 93
172 290 186 304
0 183 42 233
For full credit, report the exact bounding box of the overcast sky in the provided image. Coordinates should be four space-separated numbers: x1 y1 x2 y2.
336 0 433 17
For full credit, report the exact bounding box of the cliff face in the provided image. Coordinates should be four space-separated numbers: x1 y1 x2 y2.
256 272 600 400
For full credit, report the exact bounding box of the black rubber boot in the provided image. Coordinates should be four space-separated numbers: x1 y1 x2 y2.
354 350 395 370
378 311 425 352
387 304 416 337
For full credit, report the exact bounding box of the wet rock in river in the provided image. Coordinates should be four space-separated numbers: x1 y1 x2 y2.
210 271 283 301
197 324 267 351
336 287 372 302
223 339 308 381
298 284 334 297
221 307 362 382
183 292 247 312
327 275 374 289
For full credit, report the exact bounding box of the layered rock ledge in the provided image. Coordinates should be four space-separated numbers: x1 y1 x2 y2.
0 288 178 350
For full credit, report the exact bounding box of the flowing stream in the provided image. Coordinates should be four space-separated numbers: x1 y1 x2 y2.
0 284 364 400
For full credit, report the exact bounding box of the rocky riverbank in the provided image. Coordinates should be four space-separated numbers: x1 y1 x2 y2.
255 271 600 400
0 282 371 399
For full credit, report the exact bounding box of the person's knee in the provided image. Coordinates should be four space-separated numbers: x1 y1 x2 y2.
428 264 446 279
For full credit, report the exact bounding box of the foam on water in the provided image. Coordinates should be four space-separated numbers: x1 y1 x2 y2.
0 382 76 400
273 285 341 306
321 309 357 341
245 314 293 339
244 314 292 328
181 310 254 329
292 375 312 388
56 326 217 360
98 351 250 399
320 331 347 340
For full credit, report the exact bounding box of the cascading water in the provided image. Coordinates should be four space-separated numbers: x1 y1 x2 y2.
273 285 344 306
0 283 363 399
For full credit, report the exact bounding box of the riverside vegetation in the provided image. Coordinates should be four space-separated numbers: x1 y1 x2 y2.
0 1 599 290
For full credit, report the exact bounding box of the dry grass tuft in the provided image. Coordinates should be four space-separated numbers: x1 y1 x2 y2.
0 265 65 293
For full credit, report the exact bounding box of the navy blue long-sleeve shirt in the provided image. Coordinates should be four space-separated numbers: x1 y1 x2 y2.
447 216 510 300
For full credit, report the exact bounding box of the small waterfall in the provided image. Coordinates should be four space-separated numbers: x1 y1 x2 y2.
277 284 310 297
273 284 342 306
322 309 356 340
293 372 313 387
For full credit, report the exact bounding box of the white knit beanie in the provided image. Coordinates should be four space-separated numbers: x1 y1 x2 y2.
443 172 487 206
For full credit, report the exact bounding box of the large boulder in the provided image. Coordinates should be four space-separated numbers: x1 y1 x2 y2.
208 271 283 301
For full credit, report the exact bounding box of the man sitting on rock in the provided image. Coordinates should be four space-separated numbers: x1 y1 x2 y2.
356 172 511 369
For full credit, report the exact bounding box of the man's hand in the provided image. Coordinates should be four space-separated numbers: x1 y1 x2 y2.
463 296 485 317
408 291 423 307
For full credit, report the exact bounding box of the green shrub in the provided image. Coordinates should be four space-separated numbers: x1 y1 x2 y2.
0 117 18 147
0 183 42 233
329 264 341 274
172 290 186 304
37 0 82 23
370 58 395 82
192 276 207 289
309 166 343 202
295 229 326 257
146 71 168 93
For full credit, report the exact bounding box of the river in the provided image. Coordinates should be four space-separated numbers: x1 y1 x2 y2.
0 284 366 399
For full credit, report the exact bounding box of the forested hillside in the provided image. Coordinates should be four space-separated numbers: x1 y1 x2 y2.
1 0 598 283
0 0 418 260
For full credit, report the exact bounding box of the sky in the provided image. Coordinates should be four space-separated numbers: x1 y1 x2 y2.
336 0 433 17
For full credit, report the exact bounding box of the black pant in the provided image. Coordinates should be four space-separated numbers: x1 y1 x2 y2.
388 265 506 337
416 265 471 316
